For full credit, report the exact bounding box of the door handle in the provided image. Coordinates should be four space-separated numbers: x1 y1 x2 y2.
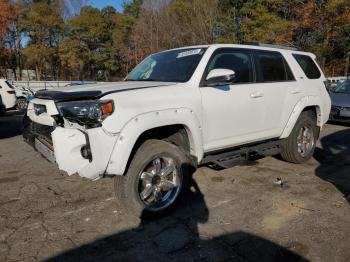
250 92 264 98
291 89 302 94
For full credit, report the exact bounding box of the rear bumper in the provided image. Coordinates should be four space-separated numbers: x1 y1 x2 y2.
329 115 350 123
23 118 119 180
329 108 350 123
3 94 17 109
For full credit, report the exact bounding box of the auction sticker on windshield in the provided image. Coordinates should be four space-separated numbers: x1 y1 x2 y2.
177 49 202 58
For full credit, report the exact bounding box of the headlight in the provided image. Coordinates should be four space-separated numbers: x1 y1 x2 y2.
56 100 114 126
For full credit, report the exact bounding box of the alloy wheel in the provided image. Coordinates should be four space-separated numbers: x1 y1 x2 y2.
138 156 182 211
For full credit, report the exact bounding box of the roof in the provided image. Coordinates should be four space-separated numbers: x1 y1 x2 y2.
162 43 314 57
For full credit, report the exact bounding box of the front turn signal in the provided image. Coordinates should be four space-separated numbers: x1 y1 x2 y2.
101 101 114 115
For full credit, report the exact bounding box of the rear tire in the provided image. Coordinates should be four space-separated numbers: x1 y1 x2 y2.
280 111 318 164
0 105 5 116
16 97 28 111
114 139 194 218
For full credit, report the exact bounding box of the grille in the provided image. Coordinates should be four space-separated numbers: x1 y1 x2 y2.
30 122 54 146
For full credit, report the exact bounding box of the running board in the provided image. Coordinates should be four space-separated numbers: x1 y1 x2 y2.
201 140 281 169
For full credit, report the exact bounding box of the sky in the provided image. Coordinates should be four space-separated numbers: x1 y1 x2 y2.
89 0 125 12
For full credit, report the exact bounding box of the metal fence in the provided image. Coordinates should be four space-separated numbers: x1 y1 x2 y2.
11 81 71 92
10 81 97 92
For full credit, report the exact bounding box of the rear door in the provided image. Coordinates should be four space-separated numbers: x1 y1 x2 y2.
252 50 301 137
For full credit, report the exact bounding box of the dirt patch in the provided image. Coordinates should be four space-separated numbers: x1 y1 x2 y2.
0 177 19 184
262 200 306 231
0 117 350 262
211 176 224 182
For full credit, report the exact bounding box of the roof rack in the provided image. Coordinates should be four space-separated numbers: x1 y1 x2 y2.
242 42 302 51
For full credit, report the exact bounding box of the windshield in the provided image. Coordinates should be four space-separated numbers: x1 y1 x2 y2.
126 48 207 82
334 81 350 94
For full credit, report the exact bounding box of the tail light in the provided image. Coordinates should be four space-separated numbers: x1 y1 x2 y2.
7 91 16 95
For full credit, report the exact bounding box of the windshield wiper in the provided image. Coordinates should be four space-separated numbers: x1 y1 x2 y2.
139 78 161 81
125 78 181 82
125 78 159 81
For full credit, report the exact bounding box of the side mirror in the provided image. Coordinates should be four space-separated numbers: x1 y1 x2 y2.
205 69 236 87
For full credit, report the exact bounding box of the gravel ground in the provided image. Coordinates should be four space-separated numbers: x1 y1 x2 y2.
0 111 349 262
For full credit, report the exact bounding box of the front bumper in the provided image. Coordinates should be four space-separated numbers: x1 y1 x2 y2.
23 119 119 180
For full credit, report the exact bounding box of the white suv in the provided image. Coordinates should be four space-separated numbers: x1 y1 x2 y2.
23 44 331 216
0 79 17 113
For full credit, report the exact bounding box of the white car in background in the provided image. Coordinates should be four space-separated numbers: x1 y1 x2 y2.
0 79 17 112
0 95 6 116
14 85 35 110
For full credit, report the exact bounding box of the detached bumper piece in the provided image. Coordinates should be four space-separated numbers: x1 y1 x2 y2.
23 115 119 180
52 127 118 180
35 138 56 163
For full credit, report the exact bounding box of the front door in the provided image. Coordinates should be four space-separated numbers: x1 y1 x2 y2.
200 48 266 152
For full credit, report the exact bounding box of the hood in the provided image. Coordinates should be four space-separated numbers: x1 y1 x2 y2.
330 92 350 107
34 81 176 102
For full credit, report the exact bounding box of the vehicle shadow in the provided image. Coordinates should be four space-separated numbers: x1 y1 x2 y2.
327 120 350 128
45 177 308 262
314 127 350 203
0 110 24 139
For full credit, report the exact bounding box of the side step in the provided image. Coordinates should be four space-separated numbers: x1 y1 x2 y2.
201 140 281 169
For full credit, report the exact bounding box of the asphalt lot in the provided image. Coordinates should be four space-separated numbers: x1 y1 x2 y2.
0 111 349 262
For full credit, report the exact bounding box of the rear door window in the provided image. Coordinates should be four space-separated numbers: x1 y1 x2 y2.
293 54 321 79
254 51 294 82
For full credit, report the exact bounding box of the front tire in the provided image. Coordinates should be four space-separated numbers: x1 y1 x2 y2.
114 139 194 217
280 111 318 163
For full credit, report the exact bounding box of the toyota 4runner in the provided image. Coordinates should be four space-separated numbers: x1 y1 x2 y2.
23 43 331 217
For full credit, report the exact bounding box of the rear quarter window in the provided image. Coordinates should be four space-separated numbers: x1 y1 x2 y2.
293 54 321 79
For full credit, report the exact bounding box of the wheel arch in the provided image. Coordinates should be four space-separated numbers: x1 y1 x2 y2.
105 108 203 176
280 96 323 139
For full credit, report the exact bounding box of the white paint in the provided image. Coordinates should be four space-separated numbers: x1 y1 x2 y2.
52 126 118 180
0 79 17 109
206 68 235 80
27 98 58 126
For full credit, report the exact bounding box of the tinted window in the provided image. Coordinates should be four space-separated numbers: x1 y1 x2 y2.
293 54 321 79
255 51 289 82
206 49 253 83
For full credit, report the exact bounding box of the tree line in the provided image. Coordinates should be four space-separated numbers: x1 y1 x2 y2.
0 0 349 81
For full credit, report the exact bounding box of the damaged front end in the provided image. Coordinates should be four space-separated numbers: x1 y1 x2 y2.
23 91 119 180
